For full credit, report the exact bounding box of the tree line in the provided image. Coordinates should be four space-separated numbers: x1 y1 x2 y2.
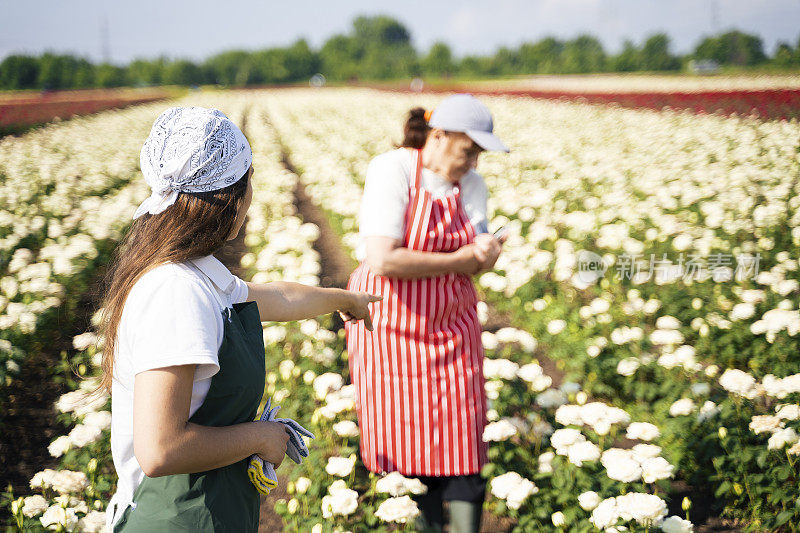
2 16 799 90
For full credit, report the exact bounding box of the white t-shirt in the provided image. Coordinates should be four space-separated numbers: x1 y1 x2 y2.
355 148 489 261
107 254 249 531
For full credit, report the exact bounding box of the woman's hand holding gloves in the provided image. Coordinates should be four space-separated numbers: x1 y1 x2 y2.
249 398 315 495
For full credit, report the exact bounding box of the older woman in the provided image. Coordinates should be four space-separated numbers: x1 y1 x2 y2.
101 107 377 532
345 94 509 532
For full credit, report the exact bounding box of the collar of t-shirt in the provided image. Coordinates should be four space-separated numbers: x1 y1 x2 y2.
191 254 238 295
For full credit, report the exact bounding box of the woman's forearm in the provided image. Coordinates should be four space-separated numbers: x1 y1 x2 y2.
246 281 349 322
371 247 471 279
138 421 263 477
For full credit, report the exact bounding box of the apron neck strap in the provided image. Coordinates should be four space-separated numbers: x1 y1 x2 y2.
413 148 423 190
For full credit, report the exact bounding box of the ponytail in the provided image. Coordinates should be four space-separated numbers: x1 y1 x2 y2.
399 107 431 149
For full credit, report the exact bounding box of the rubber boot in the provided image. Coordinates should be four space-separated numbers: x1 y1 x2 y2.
448 499 483 533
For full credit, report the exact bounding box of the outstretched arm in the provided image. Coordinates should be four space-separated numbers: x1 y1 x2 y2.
244 281 380 329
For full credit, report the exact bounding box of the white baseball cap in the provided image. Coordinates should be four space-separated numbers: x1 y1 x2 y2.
428 94 509 153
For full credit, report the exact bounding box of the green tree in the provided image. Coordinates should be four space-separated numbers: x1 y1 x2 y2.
421 41 454 77
203 51 250 85
518 37 565 73
492 47 520 76
694 30 766 66
641 33 679 71
0 55 39 89
319 34 361 81
613 39 642 72
562 35 607 73
37 53 95 89
162 60 204 86
126 57 167 86
95 63 127 87
284 39 320 81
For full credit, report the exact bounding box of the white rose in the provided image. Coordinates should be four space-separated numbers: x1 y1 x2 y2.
669 398 695 417
626 422 661 441
590 498 620 529
483 420 518 442
82 410 111 431
517 363 543 382
48 436 72 458
641 457 675 483
325 456 355 477
30 469 58 490
294 477 311 494
490 471 522 500
550 428 585 453
332 420 360 438
616 358 640 377
313 373 344 400
631 444 662 462
374 495 420 524
578 491 601 511
661 515 695 533
50 470 89 494
567 440 601 467
375 472 427 496
730 303 755 321
77 511 106 533
749 415 784 434
767 428 799 450
68 424 102 448
21 495 48 517
555 404 584 426
602 450 642 483
615 492 667 525
484 358 520 380
551 511 566 527
536 388 567 408
530 375 554 393
719 368 758 397
40 505 79 532
547 319 567 335
505 477 538 510
776 404 800 420
321 486 358 518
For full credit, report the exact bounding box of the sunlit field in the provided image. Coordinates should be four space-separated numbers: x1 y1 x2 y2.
3 86 799 532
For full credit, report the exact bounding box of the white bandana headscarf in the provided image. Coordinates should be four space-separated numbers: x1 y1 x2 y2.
133 106 252 219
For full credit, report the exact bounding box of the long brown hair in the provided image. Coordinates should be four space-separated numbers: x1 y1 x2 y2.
96 171 250 393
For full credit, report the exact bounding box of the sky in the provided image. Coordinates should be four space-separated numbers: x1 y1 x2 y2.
1 0 799 64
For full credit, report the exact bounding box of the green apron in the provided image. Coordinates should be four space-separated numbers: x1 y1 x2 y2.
114 276 266 532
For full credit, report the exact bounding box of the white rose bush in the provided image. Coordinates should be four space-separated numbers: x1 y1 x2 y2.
5 85 800 531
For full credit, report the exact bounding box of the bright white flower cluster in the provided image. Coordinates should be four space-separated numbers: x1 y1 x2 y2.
600 446 675 484
589 492 669 528
375 471 427 496
489 471 539 510
321 479 358 518
554 401 631 435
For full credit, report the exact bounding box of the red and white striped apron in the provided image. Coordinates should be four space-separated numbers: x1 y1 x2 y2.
345 148 487 477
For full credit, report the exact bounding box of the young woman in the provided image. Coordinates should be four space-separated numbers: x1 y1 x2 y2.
101 106 377 532
345 94 510 533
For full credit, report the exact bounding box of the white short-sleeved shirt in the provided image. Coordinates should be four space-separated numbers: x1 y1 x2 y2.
355 148 489 261
107 254 249 531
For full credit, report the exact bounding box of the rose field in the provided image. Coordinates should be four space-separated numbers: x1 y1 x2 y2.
1 85 799 532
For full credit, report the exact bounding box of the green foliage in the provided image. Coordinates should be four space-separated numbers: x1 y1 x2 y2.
1 20 796 91
693 30 767 66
